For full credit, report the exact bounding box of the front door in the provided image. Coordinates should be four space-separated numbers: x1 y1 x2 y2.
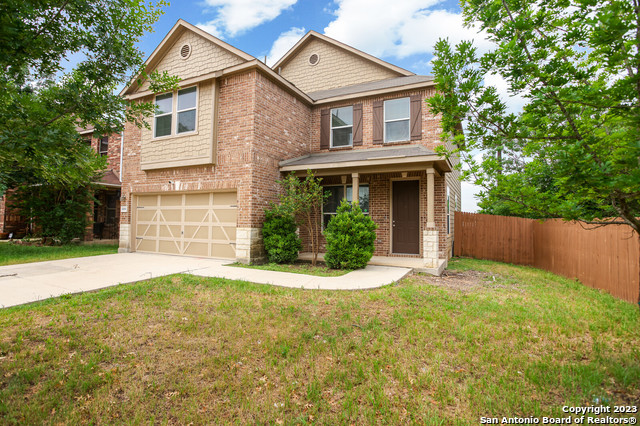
392 180 420 254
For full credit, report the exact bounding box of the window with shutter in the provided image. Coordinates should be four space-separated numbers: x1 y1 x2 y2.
330 106 353 148
384 97 410 143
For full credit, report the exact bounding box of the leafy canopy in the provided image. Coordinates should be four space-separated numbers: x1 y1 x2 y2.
427 0 640 232
0 0 178 192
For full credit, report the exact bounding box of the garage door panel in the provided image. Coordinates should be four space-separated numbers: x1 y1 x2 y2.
185 209 209 222
134 191 237 259
184 225 208 239
212 243 236 259
211 226 235 240
213 192 236 205
138 196 158 207
160 194 182 206
158 240 180 254
137 239 157 252
185 193 210 206
214 210 237 223
159 225 181 238
183 242 209 257
137 224 157 236
137 210 156 221
161 209 182 222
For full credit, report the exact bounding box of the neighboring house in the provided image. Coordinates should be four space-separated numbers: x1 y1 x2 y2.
79 127 123 241
0 129 123 241
118 20 461 273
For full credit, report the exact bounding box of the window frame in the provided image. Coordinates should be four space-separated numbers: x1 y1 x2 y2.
322 183 370 229
153 85 199 139
329 105 353 148
383 97 410 143
98 136 109 156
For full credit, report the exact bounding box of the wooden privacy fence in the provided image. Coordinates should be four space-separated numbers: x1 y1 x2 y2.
454 212 639 303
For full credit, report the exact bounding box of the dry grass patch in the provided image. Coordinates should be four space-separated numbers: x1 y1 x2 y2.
0 258 639 424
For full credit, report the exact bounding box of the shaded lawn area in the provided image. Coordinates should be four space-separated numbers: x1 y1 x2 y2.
230 261 350 277
0 243 119 266
1 258 639 424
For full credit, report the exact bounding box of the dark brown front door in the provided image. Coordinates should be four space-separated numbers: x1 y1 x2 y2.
392 180 420 254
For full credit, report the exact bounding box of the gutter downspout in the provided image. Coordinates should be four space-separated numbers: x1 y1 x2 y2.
119 130 124 182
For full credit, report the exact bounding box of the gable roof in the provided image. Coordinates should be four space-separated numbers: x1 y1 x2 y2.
271 30 414 77
121 19 255 96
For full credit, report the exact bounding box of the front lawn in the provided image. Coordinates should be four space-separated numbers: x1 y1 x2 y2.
230 261 350 277
1 258 638 424
0 242 119 266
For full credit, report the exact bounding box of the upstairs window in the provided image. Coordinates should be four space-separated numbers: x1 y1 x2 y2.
154 86 198 138
99 136 109 156
330 106 353 148
384 97 410 142
154 92 173 138
177 86 197 133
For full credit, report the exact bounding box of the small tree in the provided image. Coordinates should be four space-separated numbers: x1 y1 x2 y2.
262 206 301 264
324 200 378 270
276 171 328 266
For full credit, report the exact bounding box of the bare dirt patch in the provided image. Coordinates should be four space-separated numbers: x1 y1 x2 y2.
410 269 509 293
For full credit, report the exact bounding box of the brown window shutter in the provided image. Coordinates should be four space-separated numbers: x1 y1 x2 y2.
352 104 363 146
320 109 330 149
372 100 383 144
410 95 423 141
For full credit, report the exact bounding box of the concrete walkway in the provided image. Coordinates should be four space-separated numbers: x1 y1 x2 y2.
0 253 412 308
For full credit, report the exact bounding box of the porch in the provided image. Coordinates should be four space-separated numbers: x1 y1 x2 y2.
279 145 452 273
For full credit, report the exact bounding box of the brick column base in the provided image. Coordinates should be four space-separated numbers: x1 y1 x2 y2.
118 224 131 253
423 229 439 268
235 227 265 264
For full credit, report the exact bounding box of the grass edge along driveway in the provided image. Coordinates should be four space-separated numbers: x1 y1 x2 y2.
0 243 119 266
0 258 638 424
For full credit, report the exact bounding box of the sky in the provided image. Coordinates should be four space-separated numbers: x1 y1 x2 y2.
132 0 518 212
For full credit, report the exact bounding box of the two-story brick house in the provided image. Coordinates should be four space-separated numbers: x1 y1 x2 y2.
118 20 460 273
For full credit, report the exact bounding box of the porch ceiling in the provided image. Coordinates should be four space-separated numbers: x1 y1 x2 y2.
279 145 452 176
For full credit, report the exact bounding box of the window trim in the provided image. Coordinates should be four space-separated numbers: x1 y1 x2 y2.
153 85 199 140
329 106 353 148
98 136 109 156
322 183 370 229
383 97 410 143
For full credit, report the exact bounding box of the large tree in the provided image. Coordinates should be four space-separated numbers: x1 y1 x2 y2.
428 0 639 230
0 0 178 192
427 0 639 301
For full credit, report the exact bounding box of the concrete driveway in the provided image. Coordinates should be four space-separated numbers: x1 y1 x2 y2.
0 253 411 308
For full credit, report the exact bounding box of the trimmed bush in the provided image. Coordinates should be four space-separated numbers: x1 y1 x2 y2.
324 200 378 269
262 208 301 264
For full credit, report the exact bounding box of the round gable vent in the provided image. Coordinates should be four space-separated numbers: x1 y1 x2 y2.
308 53 320 66
180 43 192 60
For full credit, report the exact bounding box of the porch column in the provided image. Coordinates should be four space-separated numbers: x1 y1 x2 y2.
424 167 439 269
351 172 359 205
426 168 435 228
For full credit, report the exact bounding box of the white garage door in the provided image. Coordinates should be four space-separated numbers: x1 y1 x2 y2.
134 192 237 259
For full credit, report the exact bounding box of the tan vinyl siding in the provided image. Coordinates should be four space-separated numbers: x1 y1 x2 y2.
137 31 245 92
278 39 401 93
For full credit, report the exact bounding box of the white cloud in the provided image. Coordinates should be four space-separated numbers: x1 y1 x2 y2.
197 0 298 38
461 181 481 212
484 72 528 114
323 0 494 60
267 27 306 66
195 22 223 39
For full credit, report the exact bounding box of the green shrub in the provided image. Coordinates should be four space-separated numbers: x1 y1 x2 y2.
324 200 378 269
262 208 301 264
